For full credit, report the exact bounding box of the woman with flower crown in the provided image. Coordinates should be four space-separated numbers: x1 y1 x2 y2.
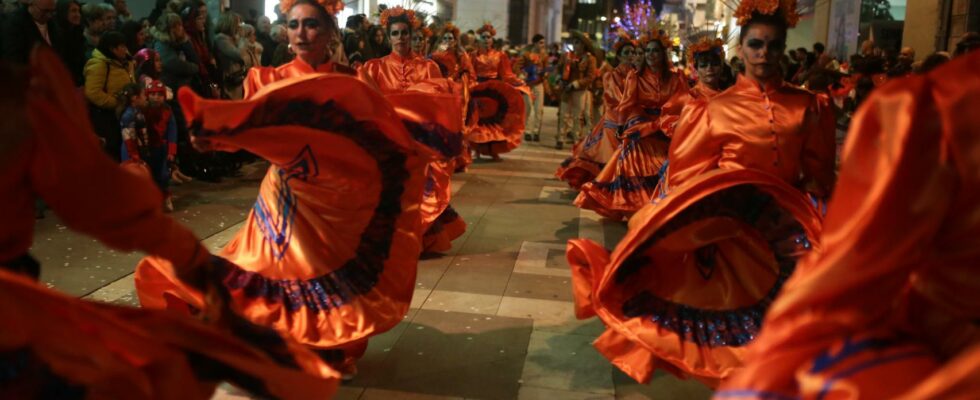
565 0 836 387
647 37 734 200
430 23 477 171
358 7 468 255
555 32 640 190
134 0 434 382
466 23 527 161
715 43 980 400
1 48 339 399
574 29 691 220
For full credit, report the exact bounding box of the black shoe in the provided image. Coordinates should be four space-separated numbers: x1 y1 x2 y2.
555 142 563 150
524 133 531 141
532 134 540 142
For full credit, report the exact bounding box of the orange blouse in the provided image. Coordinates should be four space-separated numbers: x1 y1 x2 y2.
244 58 355 99
1 49 207 277
470 48 521 85
430 50 476 81
358 52 444 94
665 75 836 197
621 68 691 136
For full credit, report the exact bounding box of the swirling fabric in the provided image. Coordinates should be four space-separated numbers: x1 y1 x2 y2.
716 49 980 400
136 74 432 350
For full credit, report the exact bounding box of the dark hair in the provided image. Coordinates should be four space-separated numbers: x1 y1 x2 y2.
386 14 414 35
813 42 825 53
119 82 144 108
532 34 544 43
97 30 127 59
917 52 951 74
120 20 144 54
346 14 366 30
284 0 339 36
56 0 82 29
738 13 788 43
954 32 980 56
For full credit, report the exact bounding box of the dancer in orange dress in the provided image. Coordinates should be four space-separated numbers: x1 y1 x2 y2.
556 32 639 190
359 7 467 255
575 29 691 220
715 48 980 400
135 0 432 381
431 23 476 172
1 48 337 399
566 1 836 386
467 23 526 160
649 37 733 200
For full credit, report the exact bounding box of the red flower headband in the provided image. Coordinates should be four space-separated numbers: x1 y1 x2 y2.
640 29 672 49
440 22 461 39
278 0 344 15
612 31 639 53
687 37 726 62
380 6 421 30
734 0 800 28
477 23 496 37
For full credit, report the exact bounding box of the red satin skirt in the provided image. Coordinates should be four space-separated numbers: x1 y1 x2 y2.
556 117 622 190
136 75 430 359
0 270 337 400
569 169 823 386
575 128 669 220
465 80 526 156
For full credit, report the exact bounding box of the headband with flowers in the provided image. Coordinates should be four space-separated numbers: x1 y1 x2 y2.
420 26 434 38
687 37 726 63
612 31 639 54
380 6 421 30
734 0 800 28
440 23 461 40
640 29 672 49
477 23 496 37
278 0 344 15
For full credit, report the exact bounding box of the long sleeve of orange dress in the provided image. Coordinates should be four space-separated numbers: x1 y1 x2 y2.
357 52 444 94
0 46 208 280
716 49 980 400
663 76 836 197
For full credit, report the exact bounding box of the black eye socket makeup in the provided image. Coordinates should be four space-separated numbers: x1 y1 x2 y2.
697 59 722 68
621 50 636 56
390 29 410 37
287 18 321 30
746 38 786 51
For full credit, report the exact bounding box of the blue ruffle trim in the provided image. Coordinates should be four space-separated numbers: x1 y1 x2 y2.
195 99 410 313
618 184 809 347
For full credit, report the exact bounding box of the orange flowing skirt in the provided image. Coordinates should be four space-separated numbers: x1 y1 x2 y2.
135 75 432 352
0 270 337 400
575 119 669 220
465 80 526 156
556 117 623 190
569 169 823 386
386 91 469 254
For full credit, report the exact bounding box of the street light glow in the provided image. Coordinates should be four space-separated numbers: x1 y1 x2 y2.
600 16 607 22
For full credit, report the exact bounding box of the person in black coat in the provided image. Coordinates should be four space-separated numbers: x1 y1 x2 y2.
2 0 60 63
55 0 84 85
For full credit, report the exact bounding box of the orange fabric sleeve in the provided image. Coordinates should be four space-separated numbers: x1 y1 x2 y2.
27 49 209 278
459 51 476 80
728 73 955 394
662 99 715 191
800 93 838 198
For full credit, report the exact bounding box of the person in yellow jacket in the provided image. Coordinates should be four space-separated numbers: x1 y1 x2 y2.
83 30 134 160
